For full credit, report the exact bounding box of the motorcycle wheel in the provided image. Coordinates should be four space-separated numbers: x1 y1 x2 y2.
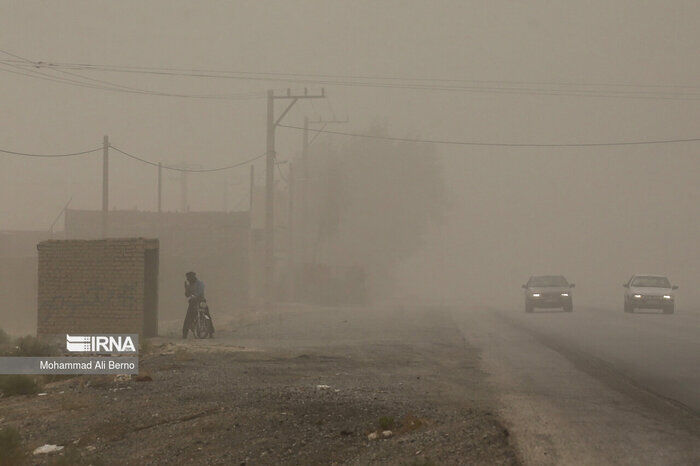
194 313 210 339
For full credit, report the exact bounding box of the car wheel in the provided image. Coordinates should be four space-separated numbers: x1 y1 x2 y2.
564 303 573 312
663 304 674 314
624 300 632 313
525 301 533 313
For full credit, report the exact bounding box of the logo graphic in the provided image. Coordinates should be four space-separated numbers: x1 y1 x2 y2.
66 334 137 353
66 335 92 352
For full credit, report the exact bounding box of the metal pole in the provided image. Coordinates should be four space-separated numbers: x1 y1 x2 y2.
157 162 162 213
301 116 309 265
249 164 254 213
288 162 295 300
102 135 109 238
265 90 275 306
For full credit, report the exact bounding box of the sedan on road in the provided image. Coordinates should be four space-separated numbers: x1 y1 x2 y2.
522 275 574 313
624 274 677 314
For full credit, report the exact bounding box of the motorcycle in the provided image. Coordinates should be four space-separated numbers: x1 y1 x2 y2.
192 299 213 339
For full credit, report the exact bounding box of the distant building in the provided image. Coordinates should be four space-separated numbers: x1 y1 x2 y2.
65 210 250 321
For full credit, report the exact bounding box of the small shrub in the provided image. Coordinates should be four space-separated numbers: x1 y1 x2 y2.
398 414 426 433
13 335 60 357
0 375 40 396
0 426 27 466
378 416 395 430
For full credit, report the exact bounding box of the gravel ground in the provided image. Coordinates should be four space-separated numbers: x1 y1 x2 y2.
0 305 519 465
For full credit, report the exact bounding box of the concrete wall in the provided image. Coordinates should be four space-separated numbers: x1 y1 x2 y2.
37 238 159 337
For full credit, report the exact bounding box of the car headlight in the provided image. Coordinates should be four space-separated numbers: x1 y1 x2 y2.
633 294 642 298
561 293 569 297
532 293 540 297
663 295 672 300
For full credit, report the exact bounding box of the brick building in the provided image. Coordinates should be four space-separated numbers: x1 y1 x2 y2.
37 238 159 337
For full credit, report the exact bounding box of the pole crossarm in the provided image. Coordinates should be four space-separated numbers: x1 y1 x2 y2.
275 98 298 127
273 89 325 127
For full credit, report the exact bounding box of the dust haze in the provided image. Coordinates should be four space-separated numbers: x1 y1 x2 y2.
0 1 698 464
2 1 697 318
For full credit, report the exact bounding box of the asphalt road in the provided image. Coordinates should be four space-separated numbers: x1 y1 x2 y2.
454 305 700 465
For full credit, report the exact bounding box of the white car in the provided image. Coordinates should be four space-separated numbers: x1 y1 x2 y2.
623 274 678 314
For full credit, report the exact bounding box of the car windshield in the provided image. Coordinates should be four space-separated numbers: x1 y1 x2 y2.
631 276 671 288
528 276 568 287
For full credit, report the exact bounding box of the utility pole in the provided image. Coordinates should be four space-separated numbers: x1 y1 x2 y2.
300 117 309 266
223 177 229 212
264 88 325 307
249 164 255 212
288 162 295 300
265 90 274 305
102 135 109 238
157 162 162 213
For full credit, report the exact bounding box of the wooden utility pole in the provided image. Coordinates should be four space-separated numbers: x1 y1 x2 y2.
157 162 162 213
249 164 255 212
300 117 309 265
288 162 295 300
102 135 109 238
265 90 275 305
264 88 325 307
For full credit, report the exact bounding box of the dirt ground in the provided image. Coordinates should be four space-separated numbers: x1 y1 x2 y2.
0 305 518 465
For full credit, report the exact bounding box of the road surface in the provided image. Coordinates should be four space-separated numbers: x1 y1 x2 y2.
454 305 700 465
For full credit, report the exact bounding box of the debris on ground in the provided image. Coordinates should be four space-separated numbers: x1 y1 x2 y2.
32 444 64 455
114 374 130 383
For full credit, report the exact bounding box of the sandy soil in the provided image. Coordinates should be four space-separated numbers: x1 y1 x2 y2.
0 305 518 465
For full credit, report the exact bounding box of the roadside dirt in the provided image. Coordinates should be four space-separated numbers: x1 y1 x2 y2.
0 305 518 465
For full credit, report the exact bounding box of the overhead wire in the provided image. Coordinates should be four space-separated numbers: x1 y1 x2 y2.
278 124 700 148
109 144 265 172
7 57 699 91
2 54 699 100
0 50 265 100
0 146 102 157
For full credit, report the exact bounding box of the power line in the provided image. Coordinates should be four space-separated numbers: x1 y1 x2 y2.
0 50 265 100
109 144 266 172
278 124 700 148
3 55 699 101
0 146 102 157
8 56 698 91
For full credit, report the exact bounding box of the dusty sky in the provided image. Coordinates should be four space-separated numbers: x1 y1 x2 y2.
1 1 698 306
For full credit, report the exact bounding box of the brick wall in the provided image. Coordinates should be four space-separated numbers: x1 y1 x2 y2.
37 238 158 337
